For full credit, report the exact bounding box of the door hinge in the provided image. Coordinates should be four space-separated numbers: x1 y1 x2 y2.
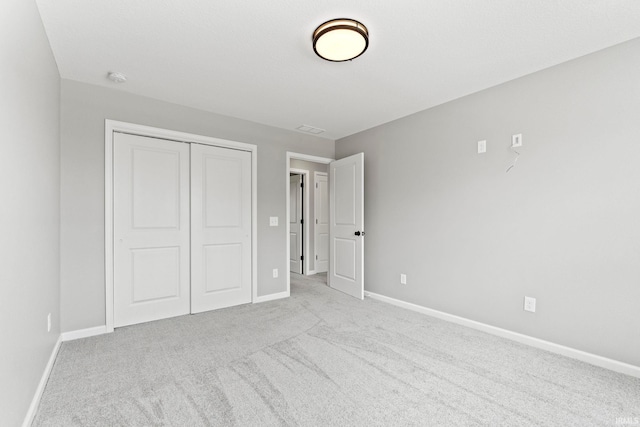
301 255 304 261
301 182 304 188
300 219 303 224
316 255 318 260
316 183 318 188
315 219 318 224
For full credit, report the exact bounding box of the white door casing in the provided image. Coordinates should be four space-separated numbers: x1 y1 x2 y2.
289 174 303 274
191 143 252 313
329 153 364 299
113 132 191 327
314 172 329 273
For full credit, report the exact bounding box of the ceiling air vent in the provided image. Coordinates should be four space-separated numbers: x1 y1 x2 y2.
296 125 325 135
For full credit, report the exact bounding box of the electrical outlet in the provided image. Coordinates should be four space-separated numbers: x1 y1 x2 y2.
512 133 523 148
272 268 278 278
269 217 278 226
477 140 486 154
524 296 536 313
400 274 407 285
47 313 51 332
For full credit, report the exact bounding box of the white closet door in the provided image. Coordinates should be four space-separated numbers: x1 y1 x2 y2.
289 174 303 274
191 143 252 313
113 132 191 327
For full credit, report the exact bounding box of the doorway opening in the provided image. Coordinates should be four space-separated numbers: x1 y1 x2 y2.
286 153 333 293
286 151 365 300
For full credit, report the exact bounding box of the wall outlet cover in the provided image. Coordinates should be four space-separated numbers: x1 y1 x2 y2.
524 296 536 313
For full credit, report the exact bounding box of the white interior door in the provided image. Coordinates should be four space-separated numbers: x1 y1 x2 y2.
329 153 364 299
190 143 252 313
113 132 191 327
314 172 329 273
289 174 303 274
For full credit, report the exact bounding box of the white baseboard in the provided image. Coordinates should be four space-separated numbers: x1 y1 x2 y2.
305 270 317 276
254 291 289 303
61 325 108 342
364 291 640 379
22 335 62 427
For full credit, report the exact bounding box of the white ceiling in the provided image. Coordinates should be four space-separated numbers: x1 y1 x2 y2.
36 0 640 140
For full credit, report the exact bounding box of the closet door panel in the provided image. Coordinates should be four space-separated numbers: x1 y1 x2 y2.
191 144 252 313
113 133 190 327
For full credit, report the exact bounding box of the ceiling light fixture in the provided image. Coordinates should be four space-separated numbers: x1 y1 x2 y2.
312 18 369 62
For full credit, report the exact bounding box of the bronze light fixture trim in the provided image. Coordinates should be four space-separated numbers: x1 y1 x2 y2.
312 18 369 62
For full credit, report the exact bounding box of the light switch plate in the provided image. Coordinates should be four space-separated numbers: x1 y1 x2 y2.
269 216 278 226
478 140 486 154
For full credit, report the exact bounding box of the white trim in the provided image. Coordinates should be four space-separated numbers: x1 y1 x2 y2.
253 291 290 303
290 168 310 275
251 145 258 306
105 124 114 333
285 152 334 296
364 291 640 379
22 336 62 427
313 171 328 274
61 325 108 342
289 153 335 164
105 120 258 332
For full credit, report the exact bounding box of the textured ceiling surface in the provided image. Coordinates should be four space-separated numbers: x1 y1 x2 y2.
36 0 640 140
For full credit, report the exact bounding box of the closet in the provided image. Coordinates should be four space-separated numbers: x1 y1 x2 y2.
112 131 252 327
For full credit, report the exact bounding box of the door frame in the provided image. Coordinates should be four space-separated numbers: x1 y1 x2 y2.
289 168 309 275
105 120 258 333
285 152 333 296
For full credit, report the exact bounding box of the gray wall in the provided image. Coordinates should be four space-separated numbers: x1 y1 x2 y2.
60 80 334 332
336 38 640 367
0 1 61 424
290 159 328 272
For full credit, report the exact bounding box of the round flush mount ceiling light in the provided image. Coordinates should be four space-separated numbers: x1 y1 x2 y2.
107 71 127 83
313 18 369 62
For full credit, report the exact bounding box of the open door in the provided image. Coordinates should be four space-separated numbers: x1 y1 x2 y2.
329 153 364 299
289 174 303 274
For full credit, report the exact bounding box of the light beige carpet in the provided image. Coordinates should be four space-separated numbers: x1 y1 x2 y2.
33 273 640 426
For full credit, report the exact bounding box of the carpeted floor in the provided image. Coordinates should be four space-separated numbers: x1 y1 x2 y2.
34 273 640 426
